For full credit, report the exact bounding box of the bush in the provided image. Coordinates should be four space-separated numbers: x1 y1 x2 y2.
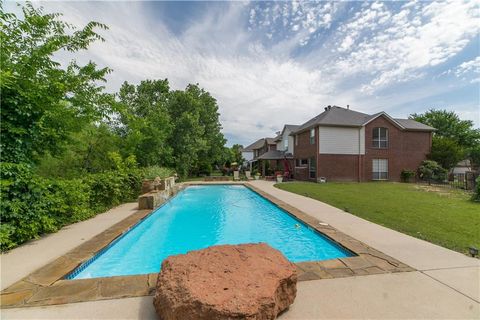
0 163 60 250
0 156 148 251
418 160 447 183
142 166 175 180
472 177 480 202
400 170 416 182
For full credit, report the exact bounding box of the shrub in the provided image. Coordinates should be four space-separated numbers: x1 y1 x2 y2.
0 163 60 250
142 166 175 180
418 160 447 183
0 155 147 251
400 170 416 182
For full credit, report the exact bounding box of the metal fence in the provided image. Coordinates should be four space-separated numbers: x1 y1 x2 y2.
417 171 478 191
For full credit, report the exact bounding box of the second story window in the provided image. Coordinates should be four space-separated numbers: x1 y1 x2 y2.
310 128 315 144
284 138 288 150
372 127 388 148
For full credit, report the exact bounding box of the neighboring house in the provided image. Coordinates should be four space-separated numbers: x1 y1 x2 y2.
255 125 300 176
240 147 253 164
291 105 435 182
275 124 299 154
242 137 275 171
451 159 472 174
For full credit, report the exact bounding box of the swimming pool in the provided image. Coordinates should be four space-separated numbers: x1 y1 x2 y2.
69 185 352 279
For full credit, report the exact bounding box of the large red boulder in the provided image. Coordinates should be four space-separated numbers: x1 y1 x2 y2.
153 243 297 320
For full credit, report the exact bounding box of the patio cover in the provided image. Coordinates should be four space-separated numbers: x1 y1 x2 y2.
257 150 293 160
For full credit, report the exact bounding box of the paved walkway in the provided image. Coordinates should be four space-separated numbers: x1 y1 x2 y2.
1 203 139 290
1 182 479 319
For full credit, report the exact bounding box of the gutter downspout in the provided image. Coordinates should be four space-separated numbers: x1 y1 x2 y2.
316 126 319 181
358 127 362 182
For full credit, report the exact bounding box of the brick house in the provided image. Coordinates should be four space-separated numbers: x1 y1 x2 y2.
242 137 277 173
291 106 435 182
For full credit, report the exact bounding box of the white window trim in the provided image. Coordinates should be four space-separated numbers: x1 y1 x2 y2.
310 128 315 145
372 127 388 148
372 159 388 180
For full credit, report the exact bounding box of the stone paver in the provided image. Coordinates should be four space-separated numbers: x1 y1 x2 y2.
1 203 139 290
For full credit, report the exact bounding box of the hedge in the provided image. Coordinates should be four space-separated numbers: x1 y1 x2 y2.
0 162 145 251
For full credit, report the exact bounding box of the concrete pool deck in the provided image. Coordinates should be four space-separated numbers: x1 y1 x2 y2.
1 180 479 319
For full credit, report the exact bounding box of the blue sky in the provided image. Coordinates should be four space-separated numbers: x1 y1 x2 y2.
7 1 480 146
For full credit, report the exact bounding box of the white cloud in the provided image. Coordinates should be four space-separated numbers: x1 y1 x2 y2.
329 0 479 93
455 57 480 77
5 0 479 146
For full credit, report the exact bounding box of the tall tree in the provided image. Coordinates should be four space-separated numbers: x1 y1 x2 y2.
410 109 480 169
184 84 226 175
116 80 173 167
0 3 113 163
429 136 465 170
167 89 205 176
230 144 244 165
410 109 480 148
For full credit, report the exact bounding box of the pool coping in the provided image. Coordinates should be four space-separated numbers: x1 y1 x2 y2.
0 182 414 308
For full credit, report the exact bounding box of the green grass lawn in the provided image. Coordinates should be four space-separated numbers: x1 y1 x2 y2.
275 182 480 255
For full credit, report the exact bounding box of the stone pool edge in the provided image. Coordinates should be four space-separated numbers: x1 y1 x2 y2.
0 182 414 308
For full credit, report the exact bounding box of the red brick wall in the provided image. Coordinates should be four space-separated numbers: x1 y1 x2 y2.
291 116 431 182
293 129 317 181
364 116 431 182
318 154 361 182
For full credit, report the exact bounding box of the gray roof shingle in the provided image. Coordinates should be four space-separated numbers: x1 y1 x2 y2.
294 106 370 133
257 150 294 160
293 106 435 133
265 137 276 145
394 119 436 131
243 138 265 151
275 124 300 141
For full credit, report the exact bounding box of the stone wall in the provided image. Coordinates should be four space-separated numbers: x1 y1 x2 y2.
138 176 179 210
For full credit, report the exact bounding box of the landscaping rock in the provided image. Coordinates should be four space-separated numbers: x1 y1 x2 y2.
141 179 156 194
153 243 297 320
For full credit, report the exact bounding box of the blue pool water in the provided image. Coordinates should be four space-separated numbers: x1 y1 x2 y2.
70 185 352 279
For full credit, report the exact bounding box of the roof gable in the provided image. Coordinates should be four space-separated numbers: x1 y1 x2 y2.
362 112 405 129
276 124 300 141
243 138 265 151
292 106 436 134
294 106 370 133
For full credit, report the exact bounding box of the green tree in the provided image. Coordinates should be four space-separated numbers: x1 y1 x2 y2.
167 84 226 177
468 145 480 170
35 124 121 178
230 144 244 165
167 89 205 176
1 3 113 163
429 136 465 170
410 109 480 148
184 84 226 175
116 80 173 167
411 109 479 170
418 160 447 183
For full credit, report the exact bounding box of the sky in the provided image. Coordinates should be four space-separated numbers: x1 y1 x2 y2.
6 1 480 146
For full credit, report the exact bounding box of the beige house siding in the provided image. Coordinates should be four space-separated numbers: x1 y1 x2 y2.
319 126 365 155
